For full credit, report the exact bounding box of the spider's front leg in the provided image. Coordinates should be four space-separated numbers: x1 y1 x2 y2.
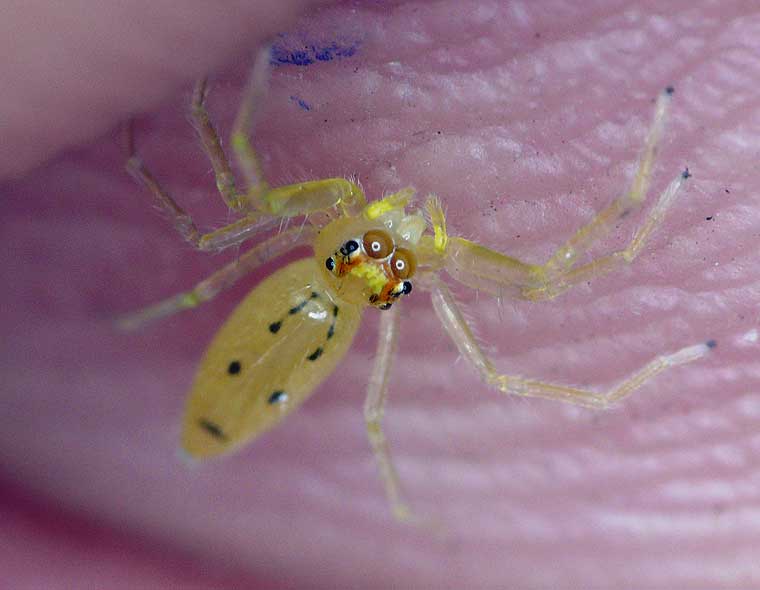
429 278 714 409
190 77 247 213
437 88 688 300
125 49 366 253
230 48 367 219
124 106 280 252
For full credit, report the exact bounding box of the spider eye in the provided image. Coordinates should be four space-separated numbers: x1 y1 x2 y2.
362 229 393 259
325 257 335 272
344 240 359 253
390 248 416 279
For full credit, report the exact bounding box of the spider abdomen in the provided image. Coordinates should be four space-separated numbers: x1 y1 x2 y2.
182 258 362 458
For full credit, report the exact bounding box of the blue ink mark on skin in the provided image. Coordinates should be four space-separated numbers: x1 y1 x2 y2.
271 39 360 67
289 96 312 111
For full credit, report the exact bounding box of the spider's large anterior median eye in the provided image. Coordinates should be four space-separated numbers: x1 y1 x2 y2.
390 248 416 279
362 229 393 259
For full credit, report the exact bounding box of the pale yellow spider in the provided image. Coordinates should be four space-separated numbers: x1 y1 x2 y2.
121 52 713 522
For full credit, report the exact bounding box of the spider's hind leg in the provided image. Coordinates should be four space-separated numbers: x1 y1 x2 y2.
117 225 316 330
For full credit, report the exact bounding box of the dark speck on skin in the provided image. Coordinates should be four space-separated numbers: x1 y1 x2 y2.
289 95 312 111
270 38 360 67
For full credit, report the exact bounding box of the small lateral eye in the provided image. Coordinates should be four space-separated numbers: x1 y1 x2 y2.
362 229 393 259
390 247 417 279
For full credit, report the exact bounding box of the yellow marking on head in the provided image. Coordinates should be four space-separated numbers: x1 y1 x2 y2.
349 261 387 294
425 195 448 253
364 187 415 220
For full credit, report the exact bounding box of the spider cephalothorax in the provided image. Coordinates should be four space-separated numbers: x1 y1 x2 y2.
324 228 416 310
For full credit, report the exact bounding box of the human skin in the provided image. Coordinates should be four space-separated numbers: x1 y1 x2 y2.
2 1 760 589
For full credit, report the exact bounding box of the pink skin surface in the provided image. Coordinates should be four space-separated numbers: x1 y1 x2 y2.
2 1 760 588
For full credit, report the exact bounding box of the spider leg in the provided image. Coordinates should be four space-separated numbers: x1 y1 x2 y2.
523 168 688 299
258 178 367 220
364 304 414 522
230 46 270 207
124 119 277 252
125 120 365 253
116 225 316 331
125 48 366 252
193 175 366 252
543 88 673 276
230 47 367 218
190 77 248 212
430 277 713 409
124 120 201 246
438 88 687 300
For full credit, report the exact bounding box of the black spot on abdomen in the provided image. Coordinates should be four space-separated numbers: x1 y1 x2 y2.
307 347 324 361
289 300 308 315
198 419 227 441
326 304 339 340
268 390 288 404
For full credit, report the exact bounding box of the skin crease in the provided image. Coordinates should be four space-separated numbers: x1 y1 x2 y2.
2 0 760 588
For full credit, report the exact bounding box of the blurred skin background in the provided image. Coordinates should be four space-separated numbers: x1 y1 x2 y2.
2 1 760 588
